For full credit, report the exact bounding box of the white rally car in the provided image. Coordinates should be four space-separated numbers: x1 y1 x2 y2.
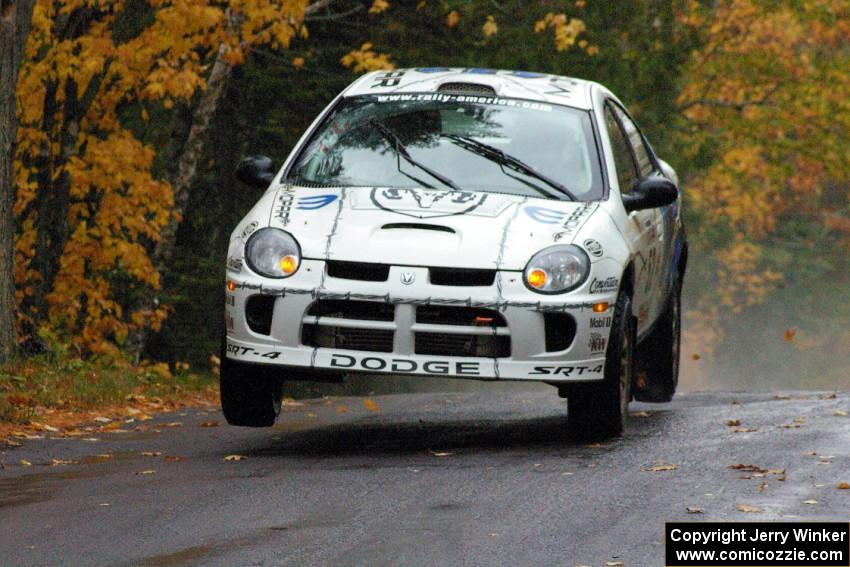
222 68 687 436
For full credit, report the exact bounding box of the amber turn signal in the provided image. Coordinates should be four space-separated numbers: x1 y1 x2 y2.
592 301 609 313
226 280 236 292
279 255 299 275
527 268 547 289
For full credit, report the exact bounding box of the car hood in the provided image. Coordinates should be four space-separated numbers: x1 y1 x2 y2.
267 185 599 270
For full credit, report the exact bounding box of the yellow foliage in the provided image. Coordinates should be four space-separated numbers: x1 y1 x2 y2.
446 10 460 29
341 42 394 73
534 12 594 54
369 0 389 15
482 15 498 38
14 0 315 355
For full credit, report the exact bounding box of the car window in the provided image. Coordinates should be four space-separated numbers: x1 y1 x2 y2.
610 104 654 178
603 104 638 193
286 94 604 201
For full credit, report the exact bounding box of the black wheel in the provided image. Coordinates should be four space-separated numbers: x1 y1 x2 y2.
568 292 634 438
633 277 681 403
219 343 282 427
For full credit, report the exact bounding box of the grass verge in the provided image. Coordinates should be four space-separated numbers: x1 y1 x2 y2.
0 354 217 438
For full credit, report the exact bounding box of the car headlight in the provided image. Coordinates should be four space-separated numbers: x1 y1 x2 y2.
244 228 301 278
523 244 590 294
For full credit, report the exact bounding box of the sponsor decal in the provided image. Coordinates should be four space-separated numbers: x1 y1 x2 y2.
589 316 611 329
400 271 416 285
562 203 596 234
225 294 235 306
297 194 338 210
374 93 553 112
414 68 547 80
330 354 480 376
528 364 604 376
225 343 280 359
225 313 234 331
371 70 407 88
240 221 259 238
588 332 607 354
525 206 565 224
274 187 296 225
226 257 242 273
583 238 603 258
370 188 487 219
589 276 619 294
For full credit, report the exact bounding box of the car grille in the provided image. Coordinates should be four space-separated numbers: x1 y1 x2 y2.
326 261 390 282
302 325 394 353
429 267 496 287
300 300 511 358
414 333 510 358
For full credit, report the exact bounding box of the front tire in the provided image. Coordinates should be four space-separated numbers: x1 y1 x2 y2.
220 345 282 427
633 277 681 403
567 292 634 438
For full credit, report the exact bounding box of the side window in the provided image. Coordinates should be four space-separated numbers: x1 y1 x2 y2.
603 104 638 193
611 104 654 178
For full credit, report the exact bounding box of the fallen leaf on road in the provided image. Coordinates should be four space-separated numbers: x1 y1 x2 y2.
429 450 454 457
51 458 78 466
337 405 348 414
163 455 185 462
834 410 848 416
730 464 767 473
783 329 796 342
686 507 704 514
162 422 182 428
725 419 741 426
758 481 767 493
224 454 247 461
363 398 380 413
737 504 762 513
632 411 654 418
606 562 624 566
733 427 758 433
691 353 700 360
837 483 850 490
93 417 111 423
803 499 818 505
642 461 677 472
819 392 837 399
20 459 31 466
774 394 792 400
199 421 218 428
585 443 604 448
141 451 162 457
281 398 304 407
135 470 156 475
5 439 21 447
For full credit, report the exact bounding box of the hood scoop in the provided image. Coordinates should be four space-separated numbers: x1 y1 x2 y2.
381 222 456 234
438 82 497 96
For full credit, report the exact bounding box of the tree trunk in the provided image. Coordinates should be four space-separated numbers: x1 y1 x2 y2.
125 0 333 360
0 0 36 363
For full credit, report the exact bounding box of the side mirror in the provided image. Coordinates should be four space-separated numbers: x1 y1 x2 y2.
657 158 679 186
235 155 276 189
623 175 678 213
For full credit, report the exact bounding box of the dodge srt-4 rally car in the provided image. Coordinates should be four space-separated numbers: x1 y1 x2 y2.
222 68 687 437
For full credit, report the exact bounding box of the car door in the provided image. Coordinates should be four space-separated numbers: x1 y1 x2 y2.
602 102 660 336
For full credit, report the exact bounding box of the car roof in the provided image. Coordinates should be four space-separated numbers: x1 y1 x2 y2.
342 68 599 110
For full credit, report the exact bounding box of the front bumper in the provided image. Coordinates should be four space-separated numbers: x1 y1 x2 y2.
224 259 619 382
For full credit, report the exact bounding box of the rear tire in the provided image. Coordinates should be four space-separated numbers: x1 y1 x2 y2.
567 292 634 439
633 277 681 403
220 344 282 427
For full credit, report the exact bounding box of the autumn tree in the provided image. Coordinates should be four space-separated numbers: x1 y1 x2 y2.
0 0 35 362
675 0 850 354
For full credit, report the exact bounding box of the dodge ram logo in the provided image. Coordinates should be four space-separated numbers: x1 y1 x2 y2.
400 271 416 285
370 188 487 219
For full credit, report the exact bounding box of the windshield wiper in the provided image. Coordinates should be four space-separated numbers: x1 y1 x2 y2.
370 119 460 190
442 134 577 201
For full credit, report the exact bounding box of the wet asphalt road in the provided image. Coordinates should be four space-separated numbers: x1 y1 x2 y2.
1 390 848 567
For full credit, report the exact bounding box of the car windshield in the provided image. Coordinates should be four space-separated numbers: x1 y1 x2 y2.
285 94 604 201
